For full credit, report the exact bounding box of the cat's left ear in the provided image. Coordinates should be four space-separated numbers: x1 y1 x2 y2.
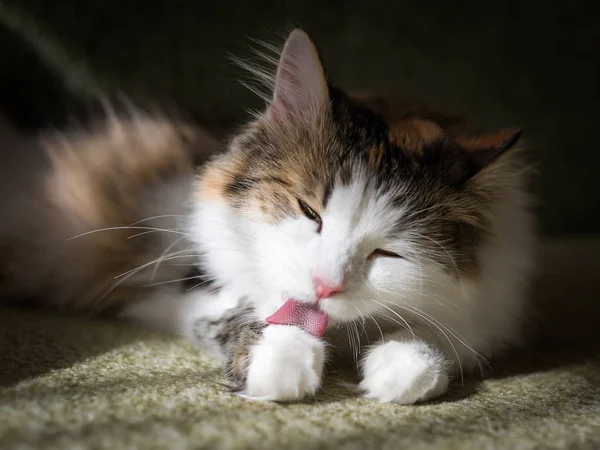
266 29 329 125
457 129 522 173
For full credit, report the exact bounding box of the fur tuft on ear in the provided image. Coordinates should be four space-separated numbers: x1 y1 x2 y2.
267 29 329 125
457 129 522 170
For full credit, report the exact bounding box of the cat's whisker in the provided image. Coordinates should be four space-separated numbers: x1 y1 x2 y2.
399 304 489 376
367 284 482 384
114 250 198 280
151 235 187 282
380 304 465 385
371 311 414 336
380 296 488 382
186 279 217 292
371 316 385 343
352 321 362 363
127 228 188 240
352 305 368 336
346 322 360 364
100 252 201 308
128 214 185 226
166 263 204 267
369 299 416 339
362 300 385 343
127 230 156 239
141 274 211 288
400 303 486 361
67 226 189 241
345 327 354 363
94 261 156 308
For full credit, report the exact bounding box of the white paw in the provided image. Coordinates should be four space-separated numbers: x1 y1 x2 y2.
359 340 449 405
243 325 325 401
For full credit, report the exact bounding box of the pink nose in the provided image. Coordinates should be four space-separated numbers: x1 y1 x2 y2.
313 276 345 299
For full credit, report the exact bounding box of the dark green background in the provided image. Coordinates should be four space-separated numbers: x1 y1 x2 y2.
1 0 598 236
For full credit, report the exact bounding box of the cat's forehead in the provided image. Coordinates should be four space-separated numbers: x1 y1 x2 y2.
323 176 403 234
207 87 496 231
221 98 447 215
250 92 453 188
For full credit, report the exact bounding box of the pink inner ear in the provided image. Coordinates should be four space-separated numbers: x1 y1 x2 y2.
267 29 329 125
265 299 329 338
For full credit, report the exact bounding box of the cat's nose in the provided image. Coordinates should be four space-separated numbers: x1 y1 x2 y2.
313 276 345 300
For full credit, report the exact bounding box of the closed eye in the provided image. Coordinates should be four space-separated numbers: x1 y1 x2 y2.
298 199 322 233
367 249 404 260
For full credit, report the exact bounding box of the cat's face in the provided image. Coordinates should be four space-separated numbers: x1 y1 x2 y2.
193 30 521 324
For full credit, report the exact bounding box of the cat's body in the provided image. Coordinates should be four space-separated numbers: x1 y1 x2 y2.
0 30 535 404
0 114 216 313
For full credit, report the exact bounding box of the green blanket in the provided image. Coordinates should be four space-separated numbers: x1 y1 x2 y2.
1 239 599 449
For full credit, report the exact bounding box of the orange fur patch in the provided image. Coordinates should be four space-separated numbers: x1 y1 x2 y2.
197 167 229 203
388 118 443 154
456 129 520 152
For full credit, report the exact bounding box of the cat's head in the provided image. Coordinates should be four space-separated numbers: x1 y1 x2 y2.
194 30 523 324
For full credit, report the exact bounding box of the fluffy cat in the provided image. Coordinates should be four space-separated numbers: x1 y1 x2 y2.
0 29 535 404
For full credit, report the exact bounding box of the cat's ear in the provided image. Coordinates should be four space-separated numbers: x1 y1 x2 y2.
266 29 329 125
435 129 522 186
457 129 522 173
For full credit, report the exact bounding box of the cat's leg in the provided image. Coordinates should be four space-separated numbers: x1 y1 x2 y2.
359 332 450 404
195 311 325 400
240 325 325 401
123 289 326 401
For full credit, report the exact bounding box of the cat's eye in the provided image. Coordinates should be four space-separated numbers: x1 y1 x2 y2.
368 249 404 260
298 199 322 232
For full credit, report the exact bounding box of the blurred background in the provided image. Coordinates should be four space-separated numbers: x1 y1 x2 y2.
0 0 598 236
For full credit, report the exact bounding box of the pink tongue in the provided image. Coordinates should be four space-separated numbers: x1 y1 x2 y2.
265 299 329 338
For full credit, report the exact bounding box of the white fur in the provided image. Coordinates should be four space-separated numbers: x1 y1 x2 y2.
359 340 449 404
242 325 325 401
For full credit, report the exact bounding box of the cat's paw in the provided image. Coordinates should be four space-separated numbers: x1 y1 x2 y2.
242 325 325 401
359 340 449 405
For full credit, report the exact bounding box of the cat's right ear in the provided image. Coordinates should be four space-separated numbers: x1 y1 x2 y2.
266 30 329 126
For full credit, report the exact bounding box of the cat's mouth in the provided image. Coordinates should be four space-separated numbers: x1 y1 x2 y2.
265 299 329 338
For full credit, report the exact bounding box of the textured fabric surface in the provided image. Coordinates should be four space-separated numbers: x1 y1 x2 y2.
1 239 600 449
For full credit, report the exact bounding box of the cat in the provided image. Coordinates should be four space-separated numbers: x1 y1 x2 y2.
0 29 535 404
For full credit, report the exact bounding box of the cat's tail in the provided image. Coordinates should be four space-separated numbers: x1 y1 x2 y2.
0 111 218 314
